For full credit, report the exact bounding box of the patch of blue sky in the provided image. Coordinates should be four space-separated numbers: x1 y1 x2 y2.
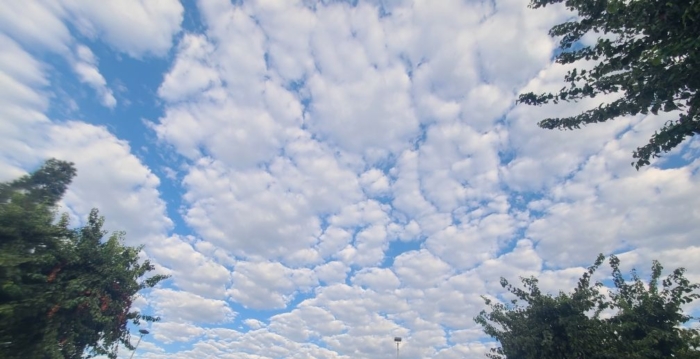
410 123 430 151
654 137 700 170
284 77 309 96
497 145 517 167
381 240 424 268
497 233 526 259
551 37 587 61
181 0 205 33
54 6 211 238
376 2 391 18
306 336 333 349
228 291 317 327
92 50 191 234
372 192 394 206
321 0 359 7
38 31 197 238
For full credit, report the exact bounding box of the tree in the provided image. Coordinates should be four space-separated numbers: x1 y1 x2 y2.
475 254 700 359
0 159 168 359
517 0 700 169
0 158 76 206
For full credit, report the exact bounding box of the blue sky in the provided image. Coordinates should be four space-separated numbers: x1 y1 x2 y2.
1 0 700 358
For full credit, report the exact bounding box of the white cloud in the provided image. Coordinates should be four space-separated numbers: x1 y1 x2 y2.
0 0 182 57
152 322 205 344
475 240 543 285
142 328 352 359
0 35 50 181
0 42 190 348
60 0 184 57
151 288 236 324
0 1 72 54
307 64 419 158
5 0 700 358
424 123 504 198
393 249 452 289
314 261 350 285
474 0 561 90
330 200 391 229
501 61 635 192
135 340 166 354
0 111 174 263
176 131 368 263
45 122 172 242
426 213 516 270
244 319 266 330
146 0 700 354
352 267 401 292
72 45 117 108
149 235 231 298
359 168 391 196
228 261 318 309
0 34 47 87
528 162 700 268
242 0 316 82
158 33 220 102
0 0 182 114
197 0 268 100
391 149 440 222
269 305 346 341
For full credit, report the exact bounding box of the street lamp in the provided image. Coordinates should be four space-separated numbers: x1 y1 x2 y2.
128 329 150 359
394 337 402 359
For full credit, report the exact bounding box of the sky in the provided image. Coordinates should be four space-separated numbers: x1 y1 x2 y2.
1 0 700 358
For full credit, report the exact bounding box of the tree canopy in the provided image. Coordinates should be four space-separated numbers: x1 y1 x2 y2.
0 159 168 359
475 254 700 359
518 0 700 169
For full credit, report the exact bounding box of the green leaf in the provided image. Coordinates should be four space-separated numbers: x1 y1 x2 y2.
0 160 167 359
520 0 700 168
475 254 700 359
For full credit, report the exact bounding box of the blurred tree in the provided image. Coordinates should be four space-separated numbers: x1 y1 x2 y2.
518 0 700 168
475 254 700 359
0 159 168 359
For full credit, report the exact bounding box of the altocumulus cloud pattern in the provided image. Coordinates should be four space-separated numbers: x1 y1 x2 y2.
1 0 699 358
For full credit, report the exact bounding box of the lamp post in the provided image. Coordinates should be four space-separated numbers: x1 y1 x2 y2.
394 337 402 359
128 329 149 359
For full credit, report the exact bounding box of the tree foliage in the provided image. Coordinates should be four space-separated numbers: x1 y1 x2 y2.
0 159 168 359
518 0 700 169
475 254 700 359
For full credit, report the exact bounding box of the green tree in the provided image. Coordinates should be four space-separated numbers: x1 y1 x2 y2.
0 159 168 359
475 254 700 359
518 0 700 169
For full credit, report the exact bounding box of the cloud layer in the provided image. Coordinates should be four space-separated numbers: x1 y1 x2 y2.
2 0 699 358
